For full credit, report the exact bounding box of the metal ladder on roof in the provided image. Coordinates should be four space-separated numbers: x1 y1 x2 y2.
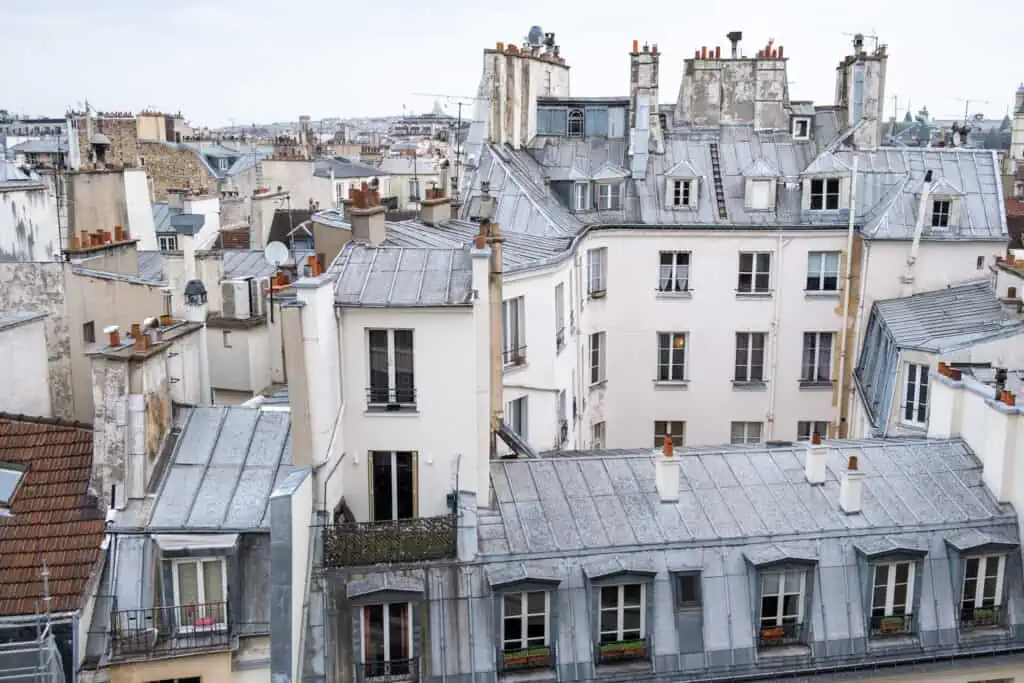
709 142 729 220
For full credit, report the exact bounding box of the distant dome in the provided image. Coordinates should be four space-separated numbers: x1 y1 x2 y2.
527 26 544 46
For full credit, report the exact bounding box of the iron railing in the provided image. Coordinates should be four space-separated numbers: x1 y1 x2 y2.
363 656 418 682
758 621 807 648
595 638 648 664
500 645 554 672
502 346 527 367
109 602 230 659
366 386 417 408
960 605 1007 631
323 515 457 567
870 613 915 637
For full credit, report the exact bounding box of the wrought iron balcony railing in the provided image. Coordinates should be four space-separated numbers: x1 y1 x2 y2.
363 656 418 682
109 602 230 659
366 386 417 409
870 613 915 637
758 621 807 648
323 515 457 567
960 605 1007 631
502 346 527 368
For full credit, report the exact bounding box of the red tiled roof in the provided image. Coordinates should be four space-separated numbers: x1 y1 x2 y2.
0 414 104 616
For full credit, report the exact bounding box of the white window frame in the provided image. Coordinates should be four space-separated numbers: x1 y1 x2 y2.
747 179 773 210
801 331 834 383
361 602 413 666
806 251 839 292
409 178 421 200
734 332 766 382
962 554 1006 610
731 421 762 445
589 332 606 385
596 183 621 210
573 182 590 211
759 568 806 626
501 591 551 652
506 396 528 441
171 558 228 633
871 561 915 617
792 117 810 140
158 235 178 251
568 109 585 137
796 421 830 441
599 584 646 643
369 451 417 521
809 177 841 211
218 158 229 172
931 197 952 228
592 421 606 448
737 252 772 293
502 296 526 366
656 332 687 382
658 251 690 293
902 362 929 426
654 421 685 448
587 248 607 296
671 179 692 207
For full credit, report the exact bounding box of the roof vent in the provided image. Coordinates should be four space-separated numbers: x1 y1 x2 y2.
655 437 680 503
804 431 827 485
839 455 863 514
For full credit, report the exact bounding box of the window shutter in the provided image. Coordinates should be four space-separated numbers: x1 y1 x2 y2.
411 601 423 659
351 609 363 670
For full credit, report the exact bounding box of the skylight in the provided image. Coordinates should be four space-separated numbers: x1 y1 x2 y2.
0 464 25 505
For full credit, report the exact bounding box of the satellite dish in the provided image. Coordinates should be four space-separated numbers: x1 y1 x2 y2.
264 241 288 268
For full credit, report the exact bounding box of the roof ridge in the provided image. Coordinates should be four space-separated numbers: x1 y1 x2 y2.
0 412 93 431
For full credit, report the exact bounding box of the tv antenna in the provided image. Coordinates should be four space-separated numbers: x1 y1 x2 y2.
411 93 488 202
263 241 289 324
842 31 880 52
954 98 991 125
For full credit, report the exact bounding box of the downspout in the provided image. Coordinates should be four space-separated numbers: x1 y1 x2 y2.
881 348 902 438
463 570 477 683
900 170 933 297
486 220 505 456
766 230 787 440
835 155 859 436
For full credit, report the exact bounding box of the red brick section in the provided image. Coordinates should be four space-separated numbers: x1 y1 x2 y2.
0 414 104 616
218 227 251 249
1007 198 1024 250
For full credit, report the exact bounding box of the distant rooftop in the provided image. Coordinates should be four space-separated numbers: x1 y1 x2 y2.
331 243 474 308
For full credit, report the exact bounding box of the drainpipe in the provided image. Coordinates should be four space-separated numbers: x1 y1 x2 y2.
766 230 787 440
850 239 873 429
835 155 859 437
900 170 933 297
486 220 505 455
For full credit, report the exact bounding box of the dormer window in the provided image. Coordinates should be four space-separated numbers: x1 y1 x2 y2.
597 183 621 211
568 109 584 137
792 117 811 140
961 554 1007 629
747 180 773 211
931 198 952 228
671 179 692 208
809 178 841 211
573 183 590 211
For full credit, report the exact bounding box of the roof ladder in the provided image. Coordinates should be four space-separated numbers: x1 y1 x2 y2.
709 142 729 220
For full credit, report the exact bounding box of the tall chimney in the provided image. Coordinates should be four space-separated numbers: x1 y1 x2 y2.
726 30 743 58
471 232 493 504
839 455 864 514
804 431 828 484
348 182 386 245
655 436 681 503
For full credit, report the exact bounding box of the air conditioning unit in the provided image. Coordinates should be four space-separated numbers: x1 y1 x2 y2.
221 281 251 319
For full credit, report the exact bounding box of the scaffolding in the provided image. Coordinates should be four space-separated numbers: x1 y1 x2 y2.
0 622 65 683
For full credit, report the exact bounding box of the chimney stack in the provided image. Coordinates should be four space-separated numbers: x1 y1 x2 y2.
348 182 386 245
104 325 121 347
839 455 863 514
655 436 681 503
804 431 828 485
419 184 452 226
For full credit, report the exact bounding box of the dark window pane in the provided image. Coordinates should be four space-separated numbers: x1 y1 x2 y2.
368 330 389 401
761 596 779 620
371 451 393 521
678 575 700 604
366 605 384 661
623 584 642 605
600 586 618 609
389 603 409 660
600 609 618 634
395 451 415 519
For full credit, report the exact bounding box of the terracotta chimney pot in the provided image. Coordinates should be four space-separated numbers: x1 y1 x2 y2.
847 455 859 471
663 436 674 458
632 39 639 53
811 431 821 445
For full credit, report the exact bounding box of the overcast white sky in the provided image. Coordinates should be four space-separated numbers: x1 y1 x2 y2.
1 0 1018 128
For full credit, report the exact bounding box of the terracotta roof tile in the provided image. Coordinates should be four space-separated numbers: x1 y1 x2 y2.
0 414 104 616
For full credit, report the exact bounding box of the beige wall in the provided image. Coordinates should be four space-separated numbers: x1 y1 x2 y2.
67 171 129 240
136 114 167 142
107 651 231 683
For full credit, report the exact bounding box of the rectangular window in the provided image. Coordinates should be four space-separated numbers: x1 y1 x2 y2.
658 251 690 293
158 235 179 251
931 199 951 228
587 248 607 296
801 332 834 383
573 183 589 211
748 179 773 210
792 118 810 139
809 178 841 211
369 451 415 521
870 562 915 636
596 184 621 210
737 252 771 293
501 591 551 670
592 421 605 448
502 297 526 366
506 396 528 441
902 362 929 426
671 179 691 207
675 573 701 609
172 558 227 631
554 283 565 351
656 332 687 382
654 421 685 448
796 421 830 442
758 569 806 647
734 332 765 382
961 555 1007 629
589 332 606 385
599 584 645 647
83 321 95 344
363 603 412 678
806 251 839 291
222 330 232 348
409 179 420 200
367 329 415 406
730 421 762 445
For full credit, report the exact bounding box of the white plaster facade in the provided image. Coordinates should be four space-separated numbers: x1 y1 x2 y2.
0 181 60 261
0 312 52 416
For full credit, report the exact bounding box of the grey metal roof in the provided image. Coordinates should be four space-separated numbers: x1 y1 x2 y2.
136 251 167 284
152 202 175 234
10 137 67 154
222 250 277 280
0 311 46 332
874 280 1024 351
331 244 473 307
313 157 388 179
71 266 165 287
148 407 293 530
0 160 37 185
170 212 205 235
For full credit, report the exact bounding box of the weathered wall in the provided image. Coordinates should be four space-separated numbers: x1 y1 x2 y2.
136 114 166 142
261 160 332 210
123 169 157 250
75 116 140 169
67 171 128 239
0 263 72 417
0 316 52 416
0 184 60 261
140 141 215 202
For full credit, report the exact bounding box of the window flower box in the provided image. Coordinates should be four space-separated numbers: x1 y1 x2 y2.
501 646 552 671
596 638 646 663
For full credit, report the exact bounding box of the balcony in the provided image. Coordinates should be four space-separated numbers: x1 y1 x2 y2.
960 605 1007 631
870 613 915 637
502 346 527 368
366 386 417 411
108 602 231 660
758 622 807 649
323 515 457 567
363 657 418 682
595 638 648 665
500 646 554 673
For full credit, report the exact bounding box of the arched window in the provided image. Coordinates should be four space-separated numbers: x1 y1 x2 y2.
568 109 584 137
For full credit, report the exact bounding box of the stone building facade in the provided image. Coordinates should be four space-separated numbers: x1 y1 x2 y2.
139 141 216 201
